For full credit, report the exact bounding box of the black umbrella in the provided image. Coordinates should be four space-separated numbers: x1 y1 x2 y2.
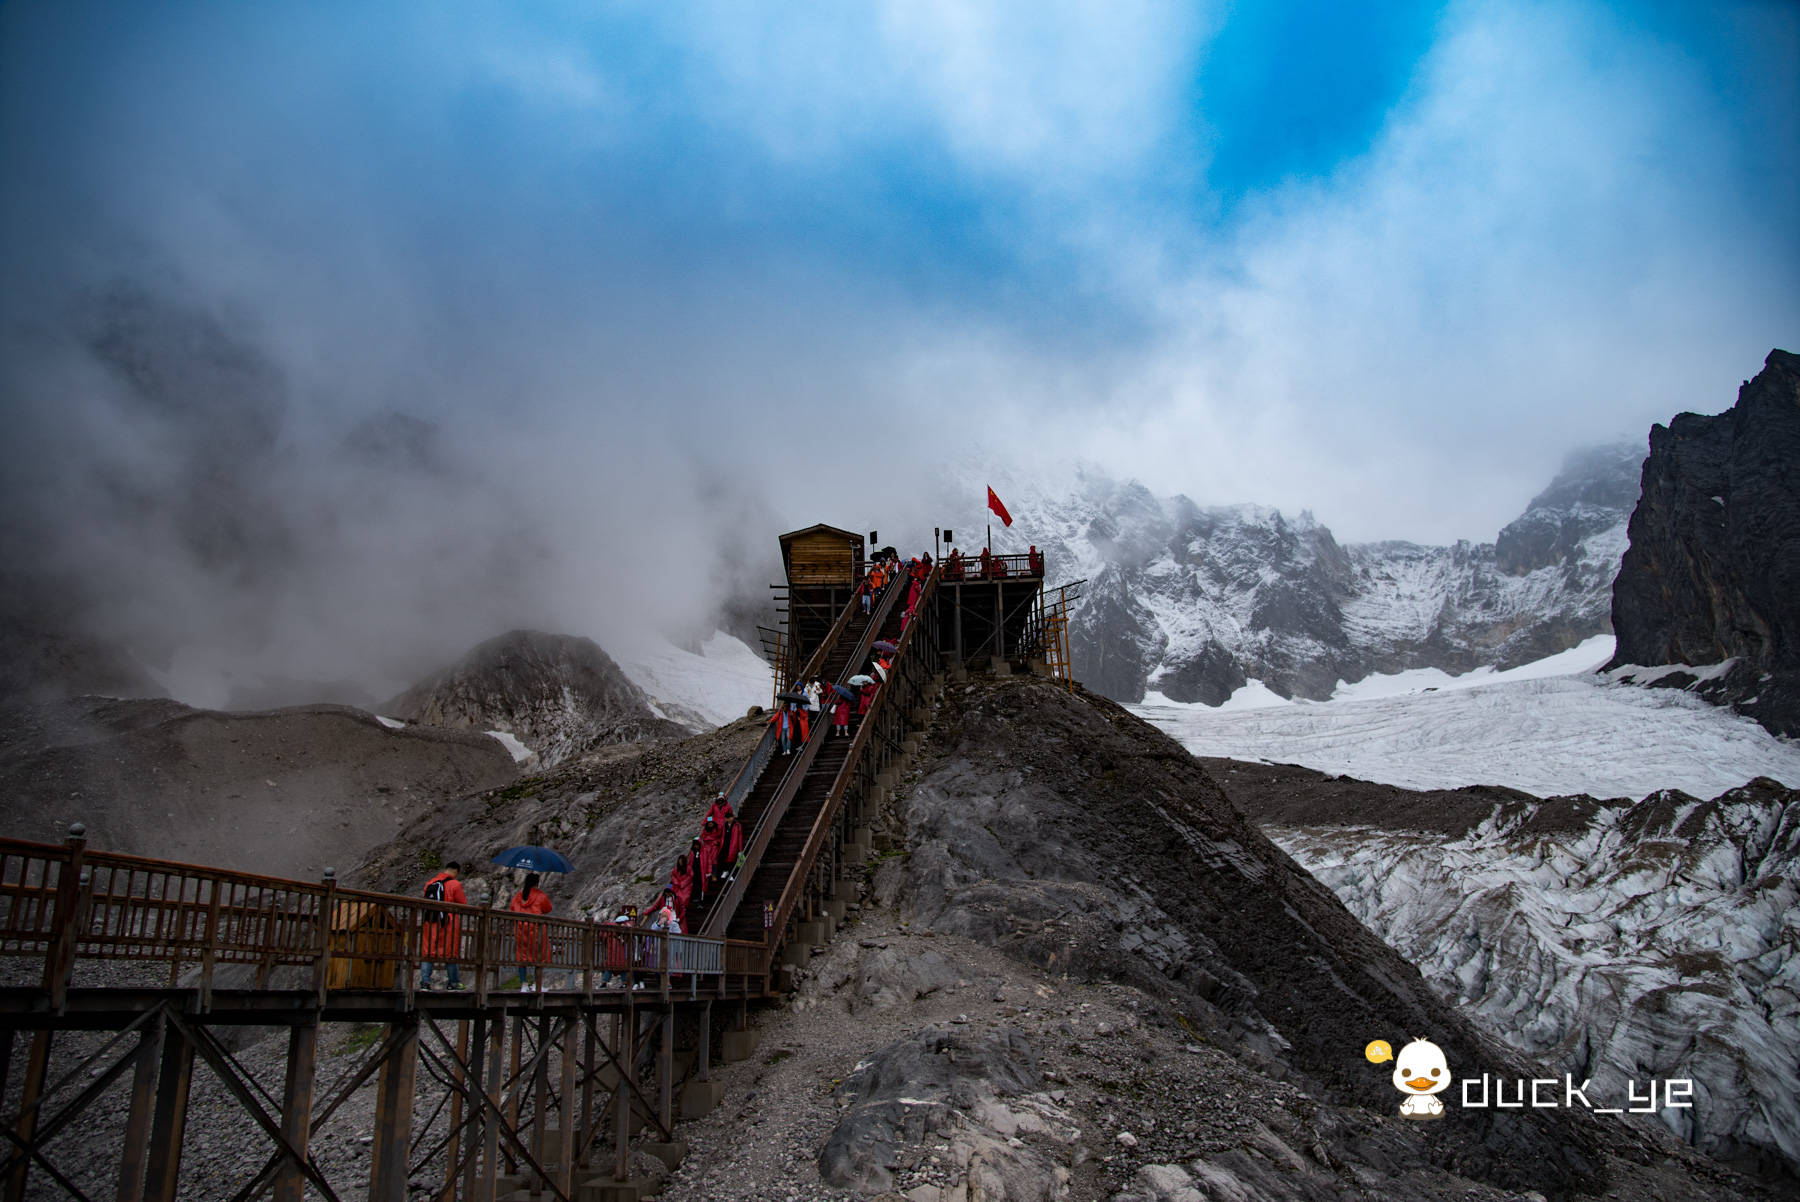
872 640 898 654
775 691 809 704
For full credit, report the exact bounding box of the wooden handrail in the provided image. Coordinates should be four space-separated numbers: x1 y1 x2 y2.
763 565 942 971
0 836 760 994
700 573 908 937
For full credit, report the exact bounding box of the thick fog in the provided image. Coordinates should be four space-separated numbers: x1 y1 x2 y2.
2 2 1795 707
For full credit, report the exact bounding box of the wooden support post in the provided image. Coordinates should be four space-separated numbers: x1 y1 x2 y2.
271 1021 319 1202
442 1020 468 1202
531 1015 550 1193
612 1013 631 1182
505 1015 523 1172
479 1016 504 1200
579 1014 597 1171
143 1024 194 1202
658 1008 674 1134
461 1017 489 1202
5 1030 54 1202
368 1015 419 1202
117 1011 167 1202
697 1001 713 1082
995 581 1004 662
0 1030 12 1123
954 583 963 662
558 1016 578 1197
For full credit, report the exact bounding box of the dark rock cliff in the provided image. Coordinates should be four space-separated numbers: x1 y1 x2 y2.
1608 349 1800 736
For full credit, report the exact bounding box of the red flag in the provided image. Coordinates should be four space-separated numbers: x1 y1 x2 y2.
987 486 1013 528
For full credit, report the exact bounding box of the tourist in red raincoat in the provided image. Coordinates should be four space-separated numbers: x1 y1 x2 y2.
945 550 964 581
509 873 554 991
669 851 695 925
1029 545 1043 576
420 862 466 991
858 679 879 715
698 818 722 885
832 692 851 736
717 813 745 883
706 791 733 831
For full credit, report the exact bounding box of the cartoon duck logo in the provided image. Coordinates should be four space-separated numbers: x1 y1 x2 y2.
1389 1037 1451 1119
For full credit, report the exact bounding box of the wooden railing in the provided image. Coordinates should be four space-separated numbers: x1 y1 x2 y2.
764 564 943 965
939 552 1042 581
701 573 907 938
0 832 767 1012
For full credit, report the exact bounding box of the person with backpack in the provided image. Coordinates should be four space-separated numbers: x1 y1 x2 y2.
420 862 466 990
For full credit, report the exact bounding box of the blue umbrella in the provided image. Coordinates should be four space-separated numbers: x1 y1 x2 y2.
830 684 857 702
492 845 574 874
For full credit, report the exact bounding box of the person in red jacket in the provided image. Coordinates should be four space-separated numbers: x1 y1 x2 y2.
669 850 695 926
717 813 745 884
858 679 879 715
832 690 851 737
509 873 554 991
420 862 466 991
706 790 733 830
698 819 722 887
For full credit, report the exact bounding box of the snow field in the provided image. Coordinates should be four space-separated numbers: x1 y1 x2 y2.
1134 636 1800 800
618 630 773 730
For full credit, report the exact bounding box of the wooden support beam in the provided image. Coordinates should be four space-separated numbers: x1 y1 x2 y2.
3 1030 52 1202
461 1017 489 1202
271 1021 320 1202
368 1016 418 1202
579 1015 597 1171
697 1002 713 1083
479 1015 503 1201
558 1016 578 1198
442 1020 468 1202
659 1008 674 1134
532 1015 550 1194
143 1023 194 1202
612 1013 632 1182
505 1014 523 1173
117 1010 167 1202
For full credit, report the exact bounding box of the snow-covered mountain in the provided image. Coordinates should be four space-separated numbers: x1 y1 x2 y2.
614 630 774 730
984 444 1641 704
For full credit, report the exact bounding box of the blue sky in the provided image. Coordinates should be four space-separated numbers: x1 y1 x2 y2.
2 0 1797 696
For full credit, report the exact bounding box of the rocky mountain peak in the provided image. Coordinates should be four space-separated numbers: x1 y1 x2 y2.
1494 441 1643 575
382 629 688 768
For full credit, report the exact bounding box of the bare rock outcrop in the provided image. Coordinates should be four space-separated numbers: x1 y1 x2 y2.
1608 347 1800 736
383 628 690 767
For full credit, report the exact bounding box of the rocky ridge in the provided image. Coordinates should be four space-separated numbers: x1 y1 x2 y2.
981 445 1640 705
776 672 1764 1200
1607 348 1800 737
382 628 692 769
